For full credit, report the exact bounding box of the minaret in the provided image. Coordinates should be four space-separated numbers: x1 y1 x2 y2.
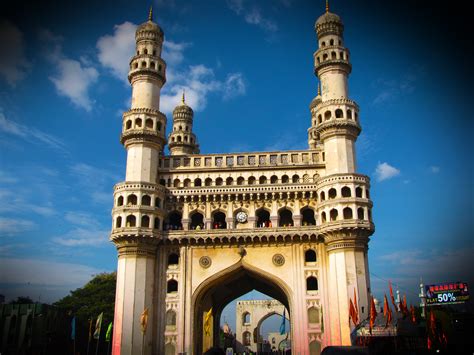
313 3 374 348
312 2 360 174
110 8 167 355
168 91 200 155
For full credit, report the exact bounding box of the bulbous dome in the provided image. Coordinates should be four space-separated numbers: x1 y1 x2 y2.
173 93 194 116
310 95 322 110
315 11 342 27
136 20 164 36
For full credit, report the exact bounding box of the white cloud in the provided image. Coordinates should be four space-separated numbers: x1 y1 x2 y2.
374 162 400 182
40 30 98 111
0 111 67 153
0 217 36 236
52 227 109 247
227 0 278 32
0 189 57 217
97 21 136 82
0 170 18 184
430 166 440 174
163 40 191 66
372 72 418 105
0 21 30 87
223 73 246 99
65 211 101 228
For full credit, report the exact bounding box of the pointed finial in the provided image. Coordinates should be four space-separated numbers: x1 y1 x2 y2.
326 0 329 13
317 83 321 96
148 5 153 21
182 89 186 104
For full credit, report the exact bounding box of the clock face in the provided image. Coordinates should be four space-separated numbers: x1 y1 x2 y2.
236 211 247 223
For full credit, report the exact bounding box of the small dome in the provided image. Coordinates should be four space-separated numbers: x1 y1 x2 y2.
173 92 194 115
315 11 342 27
136 20 164 36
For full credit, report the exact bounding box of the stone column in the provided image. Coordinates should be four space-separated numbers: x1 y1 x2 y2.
112 240 158 355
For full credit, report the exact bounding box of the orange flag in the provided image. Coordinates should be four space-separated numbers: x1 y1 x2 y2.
383 294 392 328
349 298 357 327
353 288 359 325
140 308 148 333
389 281 397 311
403 295 407 313
369 296 377 334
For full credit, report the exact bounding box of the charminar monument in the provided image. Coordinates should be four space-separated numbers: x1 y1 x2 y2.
110 2 374 354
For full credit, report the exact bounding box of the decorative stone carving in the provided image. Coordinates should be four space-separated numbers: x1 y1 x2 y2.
199 256 212 268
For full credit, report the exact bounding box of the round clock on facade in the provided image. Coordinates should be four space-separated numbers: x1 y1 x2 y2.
236 211 247 223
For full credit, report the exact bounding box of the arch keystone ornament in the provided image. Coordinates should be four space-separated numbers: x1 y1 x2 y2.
110 4 374 355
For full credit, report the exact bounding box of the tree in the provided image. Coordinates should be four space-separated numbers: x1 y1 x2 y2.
10 296 34 304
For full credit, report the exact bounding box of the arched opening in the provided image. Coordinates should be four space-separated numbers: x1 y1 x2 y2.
306 277 318 291
226 177 233 185
166 211 182 230
256 208 271 228
357 207 365 220
248 176 256 185
117 196 124 206
356 186 363 198
212 211 227 229
166 310 177 329
242 331 251 346
278 208 293 227
115 216 122 228
173 179 180 188
168 253 179 266
281 175 289 183
141 215 150 227
165 343 175 355
190 211 204 230
205 178 212 186
126 120 132 129
308 307 320 324
330 39 334 45
215 177 223 186
126 215 136 227
343 207 353 219
192 262 291 354
341 186 351 197
141 194 151 205
159 179 166 186
335 109 343 118
259 175 267 184
320 191 325 201
270 175 278 184
321 211 327 223
145 118 153 129
328 188 337 199
194 178 202 187
309 341 321 355
347 109 353 119
331 51 337 59
183 178 191 187
301 208 316 226
237 177 244 185
305 249 317 263
318 114 322 124
242 312 251 325
157 121 162 131
135 118 142 127
330 209 338 221
127 194 137 205
292 174 299 183
167 279 178 293
155 197 161 207
324 110 331 120
154 217 160 230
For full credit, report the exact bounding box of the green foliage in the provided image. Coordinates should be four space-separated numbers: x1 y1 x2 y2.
9 296 34 304
54 272 116 325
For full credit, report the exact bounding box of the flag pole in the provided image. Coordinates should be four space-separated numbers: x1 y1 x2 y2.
95 330 100 355
86 319 92 355
107 339 111 355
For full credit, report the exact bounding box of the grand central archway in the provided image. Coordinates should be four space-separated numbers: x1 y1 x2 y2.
191 261 292 354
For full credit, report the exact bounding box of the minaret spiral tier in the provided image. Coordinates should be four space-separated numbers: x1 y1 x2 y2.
168 92 200 155
110 8 167 355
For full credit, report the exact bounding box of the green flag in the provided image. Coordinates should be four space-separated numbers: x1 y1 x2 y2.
105 322 113 342
93 312 103 340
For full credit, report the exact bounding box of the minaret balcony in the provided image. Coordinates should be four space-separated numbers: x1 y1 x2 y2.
128 56 166 84
315 119 360 140
120 128 166 147
314 46 351 75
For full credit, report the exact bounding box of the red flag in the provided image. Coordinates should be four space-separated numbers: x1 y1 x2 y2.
410 305 416 323
353 288 359 325
383 294 392 328
389 281 397 311
402 295 408 314
429 310 436 335
349 298 357 327
369 296 377 334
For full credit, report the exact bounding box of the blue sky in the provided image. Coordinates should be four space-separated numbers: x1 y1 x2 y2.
0 0 472 332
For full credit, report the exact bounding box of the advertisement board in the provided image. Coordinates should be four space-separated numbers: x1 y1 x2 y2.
425 282 469 306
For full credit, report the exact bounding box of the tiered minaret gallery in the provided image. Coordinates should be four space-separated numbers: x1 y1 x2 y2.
168 92 200 155
110 8 167 355
312 3 373 346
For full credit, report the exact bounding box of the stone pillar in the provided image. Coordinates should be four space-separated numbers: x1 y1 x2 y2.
112 240 158 355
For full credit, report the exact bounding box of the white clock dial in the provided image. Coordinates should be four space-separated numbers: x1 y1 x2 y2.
236 211 247 223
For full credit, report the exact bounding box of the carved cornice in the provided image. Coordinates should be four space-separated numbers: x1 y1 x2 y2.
315 120 361 140
113 235 159 257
